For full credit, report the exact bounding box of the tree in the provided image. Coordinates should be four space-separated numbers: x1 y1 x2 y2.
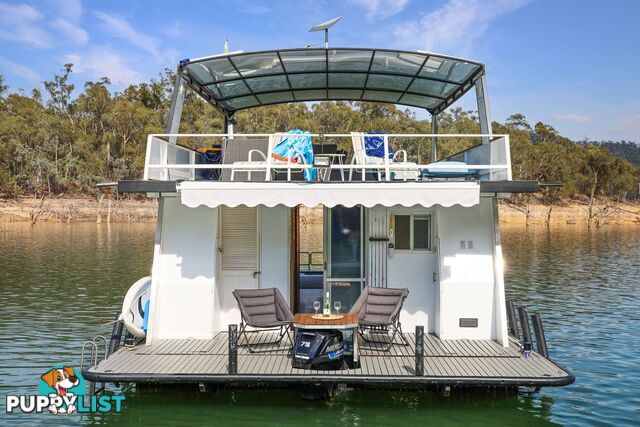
43 64 76 126
0 74 8 100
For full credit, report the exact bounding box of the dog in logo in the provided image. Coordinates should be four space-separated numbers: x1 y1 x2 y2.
40 367 79 414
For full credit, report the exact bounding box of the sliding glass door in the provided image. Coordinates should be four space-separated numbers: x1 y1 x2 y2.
324 206 364 313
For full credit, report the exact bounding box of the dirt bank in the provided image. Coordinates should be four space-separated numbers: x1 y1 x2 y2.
499 200 640 226
0 196 157 223
1 197 639 226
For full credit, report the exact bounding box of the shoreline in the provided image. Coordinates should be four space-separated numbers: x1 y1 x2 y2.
1 196 638 226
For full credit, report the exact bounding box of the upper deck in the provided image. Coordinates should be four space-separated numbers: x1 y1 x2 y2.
118 47 540 198
142 132 512 183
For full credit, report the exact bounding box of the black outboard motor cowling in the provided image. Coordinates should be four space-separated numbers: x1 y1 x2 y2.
292 330 345 370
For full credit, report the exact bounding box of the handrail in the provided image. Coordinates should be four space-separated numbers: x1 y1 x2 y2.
151 133 508 138
144 133 511 182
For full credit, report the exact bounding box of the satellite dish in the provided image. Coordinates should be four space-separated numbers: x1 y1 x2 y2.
308 16 342 48
309 16 342 32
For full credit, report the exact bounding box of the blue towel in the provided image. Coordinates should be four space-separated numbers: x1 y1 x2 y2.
272 129 316 181
364 132 394 158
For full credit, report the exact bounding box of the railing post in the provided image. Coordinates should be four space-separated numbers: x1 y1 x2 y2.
228 324 238 375
518 306 532 356
505 135 512 181
531 314 549 359
506 300 518 338
162 140 169 181
383 135 390 181
143 135 152 180
108 313 124 356
415 325 424 376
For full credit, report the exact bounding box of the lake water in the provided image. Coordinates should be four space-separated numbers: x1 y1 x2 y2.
0 222 638 426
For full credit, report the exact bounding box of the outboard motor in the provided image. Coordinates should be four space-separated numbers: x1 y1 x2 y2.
292 330 345 370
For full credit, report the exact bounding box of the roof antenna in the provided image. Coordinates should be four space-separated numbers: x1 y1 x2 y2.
309 16 342 49
224 39 229 54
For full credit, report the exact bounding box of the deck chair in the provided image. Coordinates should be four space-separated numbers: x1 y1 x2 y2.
349 287 410 351
349 132 419 181
231 133 310 181
232 288 294 353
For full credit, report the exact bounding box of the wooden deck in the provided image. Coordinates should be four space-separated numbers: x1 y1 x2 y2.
85 332 573 387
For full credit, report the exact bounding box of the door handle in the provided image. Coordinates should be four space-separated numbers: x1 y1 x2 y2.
252 271 261 279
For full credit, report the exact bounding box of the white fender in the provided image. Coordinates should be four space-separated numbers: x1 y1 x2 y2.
119 276 151 338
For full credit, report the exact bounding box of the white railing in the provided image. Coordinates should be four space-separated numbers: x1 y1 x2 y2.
143 133 511 182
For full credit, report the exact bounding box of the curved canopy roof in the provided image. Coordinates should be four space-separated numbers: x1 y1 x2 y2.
180 48 484 117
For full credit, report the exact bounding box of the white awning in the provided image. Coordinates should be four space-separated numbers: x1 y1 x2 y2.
178 181 480 208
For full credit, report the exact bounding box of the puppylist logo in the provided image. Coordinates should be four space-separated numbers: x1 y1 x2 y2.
5 365 125 415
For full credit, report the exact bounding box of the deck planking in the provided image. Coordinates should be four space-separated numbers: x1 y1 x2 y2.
87 332 572 385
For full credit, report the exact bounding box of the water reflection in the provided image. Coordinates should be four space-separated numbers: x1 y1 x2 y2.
0 223 638 425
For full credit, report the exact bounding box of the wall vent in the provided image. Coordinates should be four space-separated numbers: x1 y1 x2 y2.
459 318 478 328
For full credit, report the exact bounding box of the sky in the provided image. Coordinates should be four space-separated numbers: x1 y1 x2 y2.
0 0 639 141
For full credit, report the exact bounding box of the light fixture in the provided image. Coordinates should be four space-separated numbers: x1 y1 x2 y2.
309 16 342 49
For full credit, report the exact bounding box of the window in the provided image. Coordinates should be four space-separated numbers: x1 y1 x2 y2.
394 214 432 251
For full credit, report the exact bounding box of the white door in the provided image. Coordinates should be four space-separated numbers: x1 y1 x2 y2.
219 206 260 326
387 210 437 332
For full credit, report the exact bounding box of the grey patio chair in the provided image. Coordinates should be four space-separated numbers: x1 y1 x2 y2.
232 288 294 353
349 287 410 351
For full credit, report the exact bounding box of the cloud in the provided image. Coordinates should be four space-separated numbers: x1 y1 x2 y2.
66 49 142 87
49 0 88 44
0 56 41 82
394 0 531 55
238 5 271 15
93 11 167 61
54 0 83 22
0 2 52 48
51 18 89 44
553 113 591 123
164 20 183 38
350 0 409 20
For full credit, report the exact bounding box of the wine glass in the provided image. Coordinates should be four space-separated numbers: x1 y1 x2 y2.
313 300 321 315
334 300 342 315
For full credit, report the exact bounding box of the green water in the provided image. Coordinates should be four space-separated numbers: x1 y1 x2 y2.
0 223 638 425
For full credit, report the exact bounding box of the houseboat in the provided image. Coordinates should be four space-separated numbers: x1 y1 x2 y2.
82 47 574 393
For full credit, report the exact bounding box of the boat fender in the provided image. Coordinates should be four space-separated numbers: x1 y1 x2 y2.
143 299 150 333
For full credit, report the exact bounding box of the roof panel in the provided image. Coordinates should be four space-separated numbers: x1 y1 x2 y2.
328 89 362 99
293 89 326 100
398 93 440 109
231 52 283 77
214 80 251 98
370 51 425 76
289 73 326 89
187 58 239 84
226 95 260 109
328 49 373 71
257 92 294 104
363 90 401 103
181 48 483 114
409 78 457 98
279 50 326 72
419 57 479 84
329 73 367 88
246 75 289 93
366 74 412 91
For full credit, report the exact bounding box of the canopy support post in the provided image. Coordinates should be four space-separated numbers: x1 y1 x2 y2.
224 114 235 140
475 74 493 145
166 75 187 144
431 113 438 162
